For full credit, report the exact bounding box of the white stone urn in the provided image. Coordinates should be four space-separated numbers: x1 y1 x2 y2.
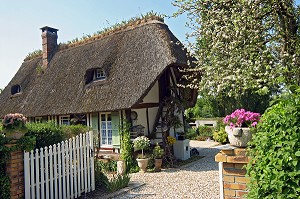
225 126 252 147
117 160 126 175
136 158 149 173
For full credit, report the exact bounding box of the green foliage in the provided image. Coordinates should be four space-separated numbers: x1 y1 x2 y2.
185 128 198 140
196 126 214 141
153 143 164 159
16 135 36 152
61 124 90 139
95 160 117 173
94 160 109 189
105 174 131 193
25 12 164 61
213 129 228 144
94 159 130 193
0 135 10 198
26 121 65 149
247 87 300 198
186 92 270 120
186 125 215 141
173 0 300 99
0 172 10 199
119 121 135 173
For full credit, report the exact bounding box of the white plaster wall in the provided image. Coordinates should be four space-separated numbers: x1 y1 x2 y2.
195 119 218 127
132 108 148 135
142 81 159 103
131 107 159 136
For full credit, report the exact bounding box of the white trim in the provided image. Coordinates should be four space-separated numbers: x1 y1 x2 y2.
100 112 112 146
219 162 224 199
35 117 42 123
59 115 70 126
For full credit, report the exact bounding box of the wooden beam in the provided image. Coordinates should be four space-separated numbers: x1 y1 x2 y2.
146 108 150 135
131 103 159 109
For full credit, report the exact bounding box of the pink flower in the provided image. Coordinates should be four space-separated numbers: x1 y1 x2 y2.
223 109 260 128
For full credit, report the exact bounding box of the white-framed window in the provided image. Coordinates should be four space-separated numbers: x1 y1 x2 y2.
94 69 106 80
100 113 112 146
35 117 42 123
59 115 70 126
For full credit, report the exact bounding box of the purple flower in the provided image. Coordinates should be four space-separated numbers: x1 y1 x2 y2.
223 109 260 128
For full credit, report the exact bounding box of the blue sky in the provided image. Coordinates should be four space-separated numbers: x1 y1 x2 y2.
0 0 190 88
1 1 300 89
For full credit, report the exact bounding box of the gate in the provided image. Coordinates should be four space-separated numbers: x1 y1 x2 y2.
24 131 95 199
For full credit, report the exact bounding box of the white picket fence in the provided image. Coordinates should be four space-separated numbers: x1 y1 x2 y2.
24 131 95 199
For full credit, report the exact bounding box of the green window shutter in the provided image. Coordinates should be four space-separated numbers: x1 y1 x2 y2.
91 113 99 131
111 111 120 148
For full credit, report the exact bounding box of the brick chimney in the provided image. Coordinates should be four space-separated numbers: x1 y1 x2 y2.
40 26 58 69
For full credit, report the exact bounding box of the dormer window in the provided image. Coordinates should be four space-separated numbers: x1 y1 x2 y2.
11 85 22 95
94 69 106 80
85 68 107 84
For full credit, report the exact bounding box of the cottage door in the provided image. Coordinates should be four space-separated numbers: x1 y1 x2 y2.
100 113 113 146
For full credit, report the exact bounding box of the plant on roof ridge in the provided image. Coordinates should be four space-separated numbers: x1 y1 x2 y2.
24 11 165 61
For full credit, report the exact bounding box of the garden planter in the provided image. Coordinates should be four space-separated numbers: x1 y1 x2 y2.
225 126 251 147
136 158 149 173
4 128 27 140
154 158 162 172
117 160 126 175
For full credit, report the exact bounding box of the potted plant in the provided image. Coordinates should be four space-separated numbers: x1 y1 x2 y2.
223 109 260 147
133 136 150 172
153 143 164 172
2 113 28 140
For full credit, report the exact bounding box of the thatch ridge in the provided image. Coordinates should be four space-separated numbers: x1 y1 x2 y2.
0 20 191 118
24 14 164 61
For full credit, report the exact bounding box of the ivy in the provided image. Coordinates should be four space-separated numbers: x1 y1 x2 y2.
119 120 136 173
246 86 300 198
0 135 11 198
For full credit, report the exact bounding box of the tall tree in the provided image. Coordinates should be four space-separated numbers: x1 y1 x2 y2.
173 0 300 98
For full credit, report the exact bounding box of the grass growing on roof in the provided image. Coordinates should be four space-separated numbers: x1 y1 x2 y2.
24 11 165 61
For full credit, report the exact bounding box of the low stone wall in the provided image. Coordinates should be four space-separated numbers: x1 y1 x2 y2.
215 148 250 199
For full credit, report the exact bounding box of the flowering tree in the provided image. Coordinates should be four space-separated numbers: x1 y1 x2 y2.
173 0 300 97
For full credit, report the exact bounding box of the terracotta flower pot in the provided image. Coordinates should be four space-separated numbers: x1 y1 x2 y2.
225 126 252 147
154 158 163 172
136 158 149 173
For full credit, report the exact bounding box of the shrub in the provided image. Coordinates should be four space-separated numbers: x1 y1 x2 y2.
153 143 164 159
94 159 130 192
26 121 65 148
105 174 130 193
196 126 214 141
95 160 117 173
247 88 300 198
94 160 109 188
61 124 90 138
186 128 198 140
213 129 228 144
119 121 135 173
133 136 150 158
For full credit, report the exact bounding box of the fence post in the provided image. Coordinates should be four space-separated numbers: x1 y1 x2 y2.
5 143 24 199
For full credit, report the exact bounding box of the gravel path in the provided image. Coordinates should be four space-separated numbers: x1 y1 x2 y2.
115 141 220 199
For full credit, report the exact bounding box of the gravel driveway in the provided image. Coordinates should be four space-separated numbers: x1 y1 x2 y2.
115 141 220 199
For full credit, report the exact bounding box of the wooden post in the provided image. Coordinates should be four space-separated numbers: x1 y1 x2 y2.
5 144 24 199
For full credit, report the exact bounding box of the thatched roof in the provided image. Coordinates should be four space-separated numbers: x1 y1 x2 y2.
0 20 193 117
